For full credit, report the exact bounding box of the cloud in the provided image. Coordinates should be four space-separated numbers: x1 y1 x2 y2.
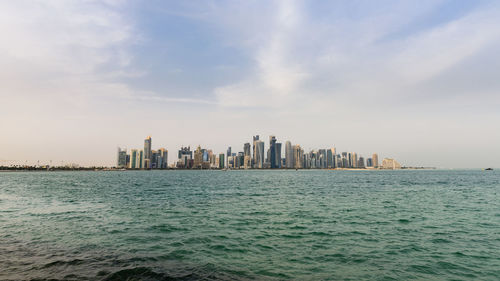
210 0 500 115
1 0 500 167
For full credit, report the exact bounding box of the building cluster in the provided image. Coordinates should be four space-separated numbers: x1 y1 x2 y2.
117 135 402 170
117 136 168 169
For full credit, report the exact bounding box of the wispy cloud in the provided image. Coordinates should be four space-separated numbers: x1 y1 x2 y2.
1 0 499 167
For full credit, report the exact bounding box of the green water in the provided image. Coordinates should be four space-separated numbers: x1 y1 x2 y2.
0 170 499 280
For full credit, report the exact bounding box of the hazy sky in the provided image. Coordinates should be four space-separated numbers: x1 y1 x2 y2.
1 0 499 168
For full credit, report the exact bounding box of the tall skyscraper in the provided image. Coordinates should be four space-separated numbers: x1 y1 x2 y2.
269 136 277 168
319 149 327 169
252 135 259 168
194 146 203 168
255 140 264 168
138 150 144 169
285 141 294 168
358 156 365 168
218 153 225 169
158 148 168 168
372 153 379 168
275 142 282 168
244 143 251 157
129 149 138 168
143 136 152 169
226 147 231 168
342 152 348 168
327 149 333 168
293 145 303 168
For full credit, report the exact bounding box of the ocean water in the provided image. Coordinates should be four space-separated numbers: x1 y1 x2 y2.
0 170 499 281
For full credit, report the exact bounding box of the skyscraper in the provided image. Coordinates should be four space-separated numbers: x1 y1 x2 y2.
194 146 203 168
293 144 303 168
358 156 365 168
372 153 379 168
177 146 192 168
117 147 127 168
218 153 225 169
143 136 152 169
158 148 168 168
244 143 251 157
327 149 333 168
352 152 358 168
252 135 259 168
327 148 336 168
319 149 327 169
275 142 282 168
130 149 138 168
269 136 277 168
138 150 144 169
255 140 264 168
285 141 294 168
226 147 231 168
342 152 348 168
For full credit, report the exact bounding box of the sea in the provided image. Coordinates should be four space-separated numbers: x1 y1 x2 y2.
0 170 499 280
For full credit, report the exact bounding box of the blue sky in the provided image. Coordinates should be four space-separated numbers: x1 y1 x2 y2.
1 0 499 167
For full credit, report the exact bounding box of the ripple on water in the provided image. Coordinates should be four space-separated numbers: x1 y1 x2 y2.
0 170 499 281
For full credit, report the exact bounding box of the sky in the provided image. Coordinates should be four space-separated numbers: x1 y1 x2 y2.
1 0 499 168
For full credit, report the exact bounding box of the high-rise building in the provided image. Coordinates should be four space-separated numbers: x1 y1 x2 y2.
285 141 294 168
358 156 365 168
319 149 327 169
226 147 231 168
202 149 209 162
351 152 358 168
243 143 251 157
336 154 342 168
178 146 192 159
269 136 277 168
327 148 336 168
177 146 192 168
341 152 348 168
208 150 216 168
237 152 244 168
117 147 127 168
158 148 168 168
129 149 138 168
255 140 264 168
143 136 152 169
252 135 259 168
218 153 225 169
275 142 282 168
244 155 251 168
366 158 373 167
293 145 303 168
138 150 144 169
194 146 203 168
372 153 379 168
381 158 401 169
327 149 333 168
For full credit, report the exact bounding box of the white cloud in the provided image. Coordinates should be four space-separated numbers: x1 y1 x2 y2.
213 0 500 112
1 0 500 167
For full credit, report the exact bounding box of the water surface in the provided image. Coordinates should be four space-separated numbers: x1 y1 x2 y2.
1 170 499 280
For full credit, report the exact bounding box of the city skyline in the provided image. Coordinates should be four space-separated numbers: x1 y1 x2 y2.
1 1 500 169
116 135 402 170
